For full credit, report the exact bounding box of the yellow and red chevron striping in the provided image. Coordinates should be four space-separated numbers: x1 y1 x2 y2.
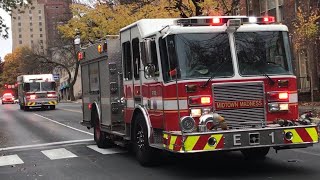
284 127 318 144
163 133 224 152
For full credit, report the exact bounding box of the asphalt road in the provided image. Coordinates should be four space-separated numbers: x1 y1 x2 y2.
1 103 320 180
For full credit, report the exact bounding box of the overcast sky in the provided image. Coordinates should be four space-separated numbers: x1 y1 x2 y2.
0 8 12 62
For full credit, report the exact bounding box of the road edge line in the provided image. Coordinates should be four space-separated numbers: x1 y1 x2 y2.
33 113 93 136
0 139 94 151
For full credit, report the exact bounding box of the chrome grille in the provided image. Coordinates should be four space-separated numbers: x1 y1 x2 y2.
212 82 265 129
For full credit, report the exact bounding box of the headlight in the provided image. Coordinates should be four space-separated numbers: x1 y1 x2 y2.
268 103 289 112
190 108 202 117
190 107 212 117
180 116 196 133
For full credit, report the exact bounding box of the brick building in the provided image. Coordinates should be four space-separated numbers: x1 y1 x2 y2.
240 0 320 98
11 0 72 52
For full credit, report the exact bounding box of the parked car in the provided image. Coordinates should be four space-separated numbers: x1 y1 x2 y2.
14 99 19 104
2 93 15 104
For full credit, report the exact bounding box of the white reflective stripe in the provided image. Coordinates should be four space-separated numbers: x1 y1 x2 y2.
289 93 298 103
101 97 110 105
164 100 188 110
127 99 135 108
126 99 188 110
83 97 90 103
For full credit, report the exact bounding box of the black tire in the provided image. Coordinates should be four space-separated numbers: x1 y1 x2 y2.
241 147 270 160
93 111 111 148
24 106 29 111
51 105 56 110
134 114 156 166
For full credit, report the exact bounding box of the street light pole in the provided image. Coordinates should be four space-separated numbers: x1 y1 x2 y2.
275 0 280 22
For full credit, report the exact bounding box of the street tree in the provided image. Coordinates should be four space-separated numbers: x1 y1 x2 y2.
292 7 320 101
0 0 32 38
25 38 80 101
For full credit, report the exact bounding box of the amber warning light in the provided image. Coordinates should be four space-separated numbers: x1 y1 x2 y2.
97 41 108 54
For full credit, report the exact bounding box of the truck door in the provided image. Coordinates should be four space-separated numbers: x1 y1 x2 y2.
122 34 134 124
141 38 163 129
131 37 143 108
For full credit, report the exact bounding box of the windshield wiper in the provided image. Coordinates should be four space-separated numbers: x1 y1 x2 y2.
200 60 229 88
258 68 275 86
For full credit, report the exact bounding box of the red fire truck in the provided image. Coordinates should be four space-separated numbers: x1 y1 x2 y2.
79 16 319 166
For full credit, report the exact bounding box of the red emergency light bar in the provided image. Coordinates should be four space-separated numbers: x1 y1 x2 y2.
175 16 275 26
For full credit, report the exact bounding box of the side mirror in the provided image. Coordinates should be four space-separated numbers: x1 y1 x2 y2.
140 39 152 65
144 64 156 79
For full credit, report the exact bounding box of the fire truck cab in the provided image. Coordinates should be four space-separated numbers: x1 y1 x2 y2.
80 16 319 166
17 74 58 111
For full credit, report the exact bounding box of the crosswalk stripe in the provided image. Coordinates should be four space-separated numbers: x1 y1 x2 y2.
87 145 126 155
41 148 78 160
0 154 24 167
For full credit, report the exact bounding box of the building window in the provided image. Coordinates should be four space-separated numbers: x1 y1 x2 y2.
30 34 33 38
40 40 43 43
29 16 32 20
40 34 43 37
38 10 41 14
18 28 21 32
30 22 32 26
40 28 42 31
18 16 21 20
30 28 33 32
41 46 44 49
39 16 42 20
29 10 32 14
39 22 42 26
19 40 22 44
19 34 22 38
18 22 21 26
31 40 33 44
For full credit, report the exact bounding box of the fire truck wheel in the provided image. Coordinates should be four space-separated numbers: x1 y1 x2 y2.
241 147 270 160
93 112 111 148
134 115 155 166
24 106 29 111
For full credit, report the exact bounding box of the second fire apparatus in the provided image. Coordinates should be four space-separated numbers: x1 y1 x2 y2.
17 74 58 111
79 16 319 166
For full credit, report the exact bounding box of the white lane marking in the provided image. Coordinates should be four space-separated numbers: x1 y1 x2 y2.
87 145 126 155
0 139 93 152
60 108 82 113
33 113 93 136
293 149 320 157
41 148 77 160
0 155 24 167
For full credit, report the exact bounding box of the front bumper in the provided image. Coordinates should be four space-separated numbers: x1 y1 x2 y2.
163 125 319 153
25 100 57 107
2 100 14 103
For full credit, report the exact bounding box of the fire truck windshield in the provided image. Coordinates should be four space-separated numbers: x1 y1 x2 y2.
25 82 55 92
161 33 233 82
41 82 55 91
235 31 293 76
